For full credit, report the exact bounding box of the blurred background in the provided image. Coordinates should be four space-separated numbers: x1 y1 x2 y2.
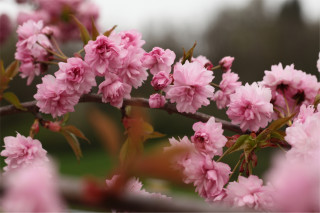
0 0 319 201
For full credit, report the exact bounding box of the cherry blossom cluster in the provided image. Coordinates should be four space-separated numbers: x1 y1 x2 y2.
15 20 54 85
16 0 99 41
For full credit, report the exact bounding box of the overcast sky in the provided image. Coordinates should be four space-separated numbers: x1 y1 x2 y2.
1 0 319 33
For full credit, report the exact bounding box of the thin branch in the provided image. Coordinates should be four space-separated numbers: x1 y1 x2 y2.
0 94 244 134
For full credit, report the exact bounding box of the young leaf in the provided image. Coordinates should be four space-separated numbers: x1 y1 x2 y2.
2 92 27 111
61 130 83 161
143 131 166 141
88 108 121 156
0 60 5 77
62 125 90 143
5 60 19 80
103 25 117 37
91 17 100 40
71 15 91 45
181 42 197 64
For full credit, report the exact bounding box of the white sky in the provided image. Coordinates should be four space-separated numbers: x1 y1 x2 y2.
0 0 319 34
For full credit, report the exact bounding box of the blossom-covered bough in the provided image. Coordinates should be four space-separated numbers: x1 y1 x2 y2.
1 1 320 212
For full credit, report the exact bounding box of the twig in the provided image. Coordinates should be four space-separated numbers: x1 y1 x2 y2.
0 94 244 134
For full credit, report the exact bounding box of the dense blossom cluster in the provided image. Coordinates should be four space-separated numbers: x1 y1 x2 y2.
2 10 320 212
17 0 99 41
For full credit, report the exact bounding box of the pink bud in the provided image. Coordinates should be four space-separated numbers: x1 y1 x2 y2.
219 56 234 72
149 94 165 108
48 121 61 132
151 71 172 91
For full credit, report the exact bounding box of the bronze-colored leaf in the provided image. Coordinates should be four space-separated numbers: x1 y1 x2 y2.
181 42 197 64
91 17 100 40
61 130 83 161
88 108 121 156
2 92 27 111
103 25 117 37
62 125 90 143
5 60 19 79
71 15 91 45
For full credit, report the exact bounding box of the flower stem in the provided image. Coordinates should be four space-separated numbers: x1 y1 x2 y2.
210 82 220 89
229 156 243 180
211 65 221 71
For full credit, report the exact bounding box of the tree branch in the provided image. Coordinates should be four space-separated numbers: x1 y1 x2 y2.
0 94 243 133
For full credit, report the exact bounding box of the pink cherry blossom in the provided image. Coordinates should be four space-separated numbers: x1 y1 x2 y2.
261 63 320 116
183 152 231 201
55 57 96 95
1 162 65 212
219 56 234 72
84 35 126 76
213 71 242 109
0 133 48 172
113 29 145 49
224 175 274 211
226 82 273 132
142 47 175 74
15 20 53 85
151 71 172 91
34 75 80 118
149 93 166 108
164 136 195 171
116 47 148 89
106 175 170 200
165 61 214 114
266 155 320 212
293 104 315 125
285 108 320 161
192 55 213 70
98 73 132 108
17 11 50 26
191 117 227 157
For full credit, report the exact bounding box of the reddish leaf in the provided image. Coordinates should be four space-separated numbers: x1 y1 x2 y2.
62 125 90 143
61 130 83 161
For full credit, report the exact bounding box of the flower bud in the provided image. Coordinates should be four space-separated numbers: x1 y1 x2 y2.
149 94 165 108
151 71 172 91
48 121 61 132
219 56 234 72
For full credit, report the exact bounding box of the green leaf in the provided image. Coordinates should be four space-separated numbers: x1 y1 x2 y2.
62 125 90 143
91 17 100 40
217 135 250 162
61 130 82 161
256 113 296 141
2 92 27 111
181 42 197 64
5 61 19 80
270 130 285 141
103 25 117 37
71 15 91 45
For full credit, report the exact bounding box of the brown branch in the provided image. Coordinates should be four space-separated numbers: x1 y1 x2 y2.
0 94 243 133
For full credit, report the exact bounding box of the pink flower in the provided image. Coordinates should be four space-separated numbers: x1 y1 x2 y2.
192 55 213 70
261 63 320 116
151 71 172 91
219 56 234 72
15 20 53 85
213 71 242 109
142 47 175 74
226 82 273 132
1 162 65 212
113 30 145 49
0 14 12 44
266 155 320 212
165 61 215 113
224 175 274 211
98 73 132 108
17 11 50 26
55 57 96 95
183 152 231 201
293 104 315 125
34 75 80 118
191 117 227 157
285 108 320 161
164 136 195 171
84 35 126 76
0 133 48 172
106 175 170 200
149 93 165 108
116 47 148 89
